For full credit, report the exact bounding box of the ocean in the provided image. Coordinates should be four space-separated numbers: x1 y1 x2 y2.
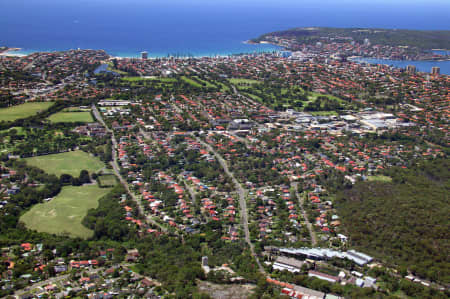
1 0 450 58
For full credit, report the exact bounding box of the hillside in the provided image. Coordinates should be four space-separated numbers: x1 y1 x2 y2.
335 158 450 284
254 27 450 49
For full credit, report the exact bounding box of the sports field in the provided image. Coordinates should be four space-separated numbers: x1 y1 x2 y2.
20 185 111 239
47 111 94 123
24 150 105 177
0 102 54 122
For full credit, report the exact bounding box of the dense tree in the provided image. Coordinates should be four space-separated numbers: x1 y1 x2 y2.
335 158 450 284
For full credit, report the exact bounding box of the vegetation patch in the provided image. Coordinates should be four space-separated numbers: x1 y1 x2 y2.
336 159 450 283
181 76 203 88
255 27 450 50
0 102 54 122
307 91 343 103
47 111 94 123
229 78 261 85
193 76 217 88
197 280 256 299
83 185 137 241
24 150 105 177
309 111 339 116
121 76 165 82
20 185 112 239
217 82 231 92
367 175 392 182
242 92 263 102
0 126 26 135
98 174 117 187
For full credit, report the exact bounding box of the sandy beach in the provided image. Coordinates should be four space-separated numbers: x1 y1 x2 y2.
0 48 27 57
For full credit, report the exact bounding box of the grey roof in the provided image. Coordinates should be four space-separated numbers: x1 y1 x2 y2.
279 247 373 266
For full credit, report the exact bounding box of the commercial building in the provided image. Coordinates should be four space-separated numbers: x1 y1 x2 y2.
406 65 416 74
431 66 440 75
308 271 340 283
277 247 373 266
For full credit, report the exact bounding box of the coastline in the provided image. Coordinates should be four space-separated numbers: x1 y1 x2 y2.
3 45 448 75
0 47 27 57
1 42 282 59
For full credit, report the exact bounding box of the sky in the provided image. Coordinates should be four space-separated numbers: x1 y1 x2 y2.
112 0 450 6
1 0 449 30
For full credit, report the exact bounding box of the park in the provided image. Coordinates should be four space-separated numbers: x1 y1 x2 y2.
24 150 105 177
20 185 112 239
0 102 54 122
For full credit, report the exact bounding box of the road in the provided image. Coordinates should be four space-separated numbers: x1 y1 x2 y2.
14 264 109 297
13 262 162 297
226 131 250 148
181 177 197 207
231 84 260 107
14 274 69 297
92 105 168 233
195 136 264 273
292 182 317 246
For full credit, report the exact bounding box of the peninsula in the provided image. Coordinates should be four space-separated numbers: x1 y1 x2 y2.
253 27 450 61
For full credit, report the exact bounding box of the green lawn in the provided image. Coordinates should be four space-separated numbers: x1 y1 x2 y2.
216 82 231 92
0 102 54 122
106 63 128 75
20 185 112 239
98 174 117 187
0 126 26 135
243 92 263 102
122 76 178 82
229 78 261 85
122 76 152 82
63 107 91 112
307 92 343 103
181 76 203 87
193 76 217 88
159 77 178 83
24 150 105 177
310 111 339 116
367 175 393 182
47 111 94 123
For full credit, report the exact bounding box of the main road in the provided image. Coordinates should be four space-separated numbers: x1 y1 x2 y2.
195 136 264 273
92 105 168 233
292 181 317 246
13 265 109 297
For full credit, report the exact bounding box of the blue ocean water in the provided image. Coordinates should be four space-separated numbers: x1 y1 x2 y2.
433 50 450 56
351 57 450 75
0 0 450 57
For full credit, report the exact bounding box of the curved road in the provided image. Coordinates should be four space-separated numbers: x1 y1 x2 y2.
292 182 317 246
92 105 168 233
95 107 262 267
195 136 264 273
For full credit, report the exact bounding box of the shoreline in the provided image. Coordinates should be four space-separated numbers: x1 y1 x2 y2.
0 47 27 57
0 42 282 59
